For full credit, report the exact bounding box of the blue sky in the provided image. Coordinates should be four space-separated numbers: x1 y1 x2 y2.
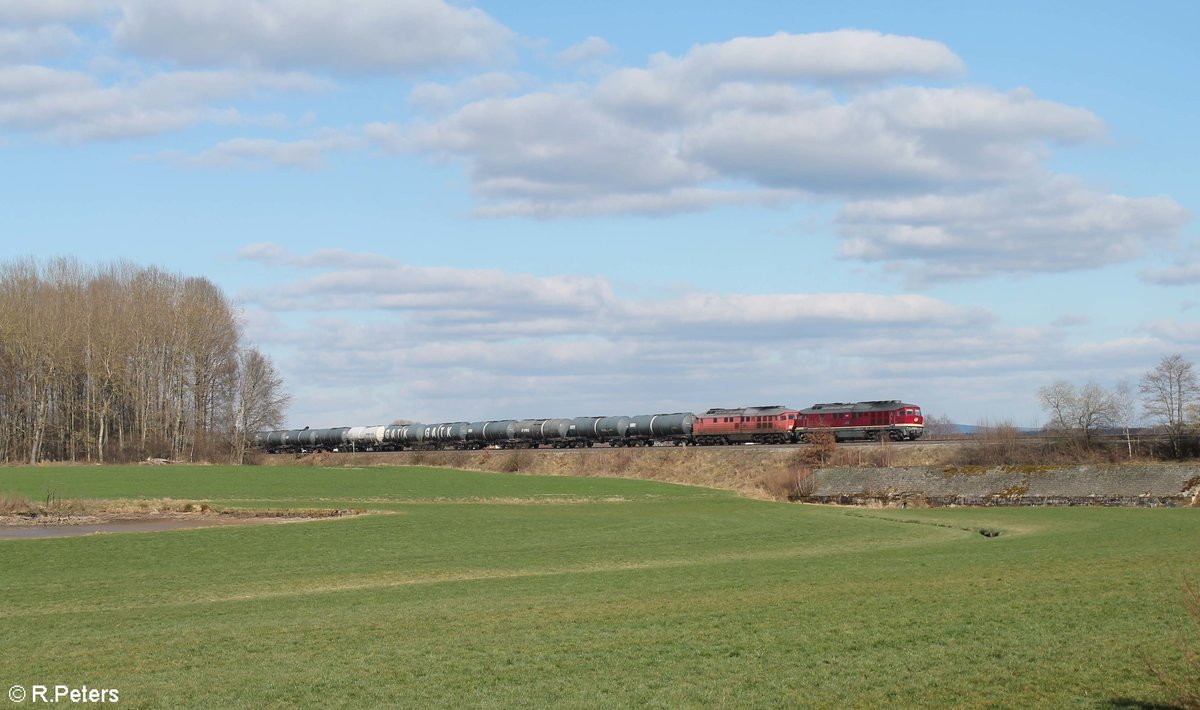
3 0 1197 428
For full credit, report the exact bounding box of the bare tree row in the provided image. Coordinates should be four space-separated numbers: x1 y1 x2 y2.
1037 353 1200 458
0 258 289 463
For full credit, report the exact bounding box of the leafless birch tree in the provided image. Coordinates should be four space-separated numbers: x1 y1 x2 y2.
1140 354 1199 458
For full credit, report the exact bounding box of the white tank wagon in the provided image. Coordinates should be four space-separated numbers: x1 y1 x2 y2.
345 425 387 451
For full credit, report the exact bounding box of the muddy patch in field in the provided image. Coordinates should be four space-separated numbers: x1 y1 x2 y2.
0 508 364 540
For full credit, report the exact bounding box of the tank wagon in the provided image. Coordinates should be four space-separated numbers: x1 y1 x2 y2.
256 401 922 452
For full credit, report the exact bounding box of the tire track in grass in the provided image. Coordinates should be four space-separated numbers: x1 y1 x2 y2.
0 526 975 618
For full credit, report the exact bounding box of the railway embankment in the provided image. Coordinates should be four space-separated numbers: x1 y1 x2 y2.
267 447 1200 507
808 465 1200 507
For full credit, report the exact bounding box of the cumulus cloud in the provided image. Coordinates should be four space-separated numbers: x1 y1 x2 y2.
397 29 1134 235
0 0 516 146
0 65 329 141
0 26 80 61
1140 261 1200 285
559 36 613 65
377 27 1190 280
111 0 514 73
683 86 1104 194
407 91 713 200
237 243 983 344
1 12 1187 284
838 177 1191 281
407 72 525 113
670 30 964 83
1142 320 1200 344
148 130 361 169
0 1 112 26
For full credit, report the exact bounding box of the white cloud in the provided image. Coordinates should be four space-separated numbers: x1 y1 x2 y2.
0 65 330 141
397 29 1135 238
1142 320 1200 344
559 36 613 65
149 130 362 169
670 30 965 83
407 91 712 200
237 243 983 346
683 86 1104 193
0 1 112 26
407 72 525 112
112 0 514 74
1140 261 1200 285
838 177 1190 281
0 26 80 61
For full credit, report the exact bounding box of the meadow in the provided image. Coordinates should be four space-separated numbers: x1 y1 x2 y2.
1 465 1197 708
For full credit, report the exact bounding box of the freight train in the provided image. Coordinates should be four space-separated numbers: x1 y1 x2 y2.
254 400 923 453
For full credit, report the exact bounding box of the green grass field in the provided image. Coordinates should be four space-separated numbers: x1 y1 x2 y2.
1 465 1197 708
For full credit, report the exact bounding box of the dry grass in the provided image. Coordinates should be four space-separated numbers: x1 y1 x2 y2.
756 452 817 501
0 495 365 523
1146 579 1200 709
0 494 34 514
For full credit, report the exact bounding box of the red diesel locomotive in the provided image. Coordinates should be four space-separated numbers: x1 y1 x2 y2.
793 400 924 442
692 405 799 445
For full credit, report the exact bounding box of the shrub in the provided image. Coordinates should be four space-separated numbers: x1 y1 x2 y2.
758 453 818 501
498 449 534 473
801 432 836 465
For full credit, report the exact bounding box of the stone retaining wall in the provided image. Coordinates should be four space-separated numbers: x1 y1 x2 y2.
807 465 1200 507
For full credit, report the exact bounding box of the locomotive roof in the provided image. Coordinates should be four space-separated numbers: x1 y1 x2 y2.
800 400 918 414
702 405 793 416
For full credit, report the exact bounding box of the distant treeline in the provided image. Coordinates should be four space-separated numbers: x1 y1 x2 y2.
0 258 289 464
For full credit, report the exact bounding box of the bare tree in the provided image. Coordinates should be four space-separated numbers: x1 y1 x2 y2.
1140 354 1200 458
0 258 290 464
231 347 291 462
1113 379 1137 459
922 414 960 439
1037 380 1118 447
